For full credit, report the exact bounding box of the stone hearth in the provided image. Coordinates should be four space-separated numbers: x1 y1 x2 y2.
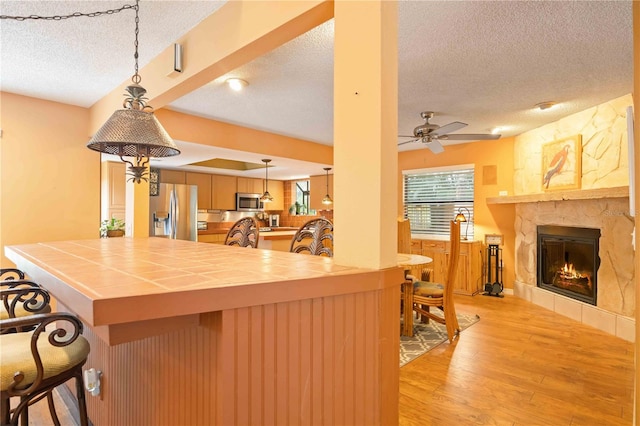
514 197 635 341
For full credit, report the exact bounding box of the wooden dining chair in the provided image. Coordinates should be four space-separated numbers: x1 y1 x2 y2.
224 217 260 248
411 220 461 342
290 218 334 257
398 217 412 254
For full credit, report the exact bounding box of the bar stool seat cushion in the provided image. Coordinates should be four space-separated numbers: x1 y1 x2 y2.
0 304 51 320
0 331 90 391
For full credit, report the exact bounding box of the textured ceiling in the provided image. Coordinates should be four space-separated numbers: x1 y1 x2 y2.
0 1 633 179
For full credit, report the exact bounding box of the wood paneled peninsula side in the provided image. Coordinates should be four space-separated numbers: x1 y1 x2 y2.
6 238 403 425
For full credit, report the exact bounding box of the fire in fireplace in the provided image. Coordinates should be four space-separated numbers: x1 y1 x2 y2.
537 225 600 305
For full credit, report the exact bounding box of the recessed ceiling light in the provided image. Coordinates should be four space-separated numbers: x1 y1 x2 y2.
491 126 503 135
534 101 557 111
226 78 249 91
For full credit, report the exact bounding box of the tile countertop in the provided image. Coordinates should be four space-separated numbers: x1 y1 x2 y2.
5 238 402 343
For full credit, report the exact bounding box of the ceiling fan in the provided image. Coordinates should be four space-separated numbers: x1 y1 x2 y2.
398 111 501 154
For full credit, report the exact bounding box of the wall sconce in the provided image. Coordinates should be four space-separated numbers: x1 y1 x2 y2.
322 167 333 205
260 159 273 203
454 207 471 240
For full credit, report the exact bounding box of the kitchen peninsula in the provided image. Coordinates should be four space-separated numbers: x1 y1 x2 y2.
6 238 403 425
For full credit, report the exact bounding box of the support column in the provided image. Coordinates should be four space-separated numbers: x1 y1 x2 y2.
632 1 640 422
333 0 398 270
125 169 150 237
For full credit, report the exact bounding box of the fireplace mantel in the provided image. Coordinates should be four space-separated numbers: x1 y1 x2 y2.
486 186 629 205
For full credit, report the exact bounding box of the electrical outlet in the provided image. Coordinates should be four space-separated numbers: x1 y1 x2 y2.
84 368 102 396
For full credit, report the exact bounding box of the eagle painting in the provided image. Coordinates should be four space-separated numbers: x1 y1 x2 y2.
543 144 571 189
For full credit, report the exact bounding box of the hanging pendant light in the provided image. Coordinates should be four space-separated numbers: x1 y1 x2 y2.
86 0 180 183
260 159 273 203
322 167 333 205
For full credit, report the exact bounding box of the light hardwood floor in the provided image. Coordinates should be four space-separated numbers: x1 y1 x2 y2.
400 294 634 425
18 294 635 425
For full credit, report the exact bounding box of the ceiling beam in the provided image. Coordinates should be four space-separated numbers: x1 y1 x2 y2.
88 0 334 134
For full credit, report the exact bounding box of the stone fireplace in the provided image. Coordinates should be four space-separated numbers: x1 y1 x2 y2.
536 225 600 306
513 196 634 340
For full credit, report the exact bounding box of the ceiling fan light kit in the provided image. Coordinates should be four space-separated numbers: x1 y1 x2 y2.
398 111 501 154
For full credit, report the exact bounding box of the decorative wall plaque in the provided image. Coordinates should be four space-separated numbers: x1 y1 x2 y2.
149 167 160 196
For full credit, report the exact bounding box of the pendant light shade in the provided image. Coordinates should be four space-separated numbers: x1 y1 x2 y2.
87 99 179 158
260 159 273 203
322 167 333 205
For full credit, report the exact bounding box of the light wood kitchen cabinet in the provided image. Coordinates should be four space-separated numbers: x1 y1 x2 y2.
101 161 126 221
197 234 226 244
265 180 284 211
186 172 212 210
211 175 237 210
309 173 333 211
237 177 264 194
159 169 186 184
414 238 483 295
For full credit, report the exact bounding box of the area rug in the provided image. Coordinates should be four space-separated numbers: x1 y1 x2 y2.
400 313 480 367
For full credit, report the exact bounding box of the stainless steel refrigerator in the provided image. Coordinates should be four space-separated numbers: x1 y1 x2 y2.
149 183 198 241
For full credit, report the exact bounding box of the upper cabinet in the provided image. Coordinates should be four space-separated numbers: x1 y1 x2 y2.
309 173 333 211
211 175 237 210
155 169 284 211
186 172 212 210
237 177 264 194
160 169 186 184
265 180 284 211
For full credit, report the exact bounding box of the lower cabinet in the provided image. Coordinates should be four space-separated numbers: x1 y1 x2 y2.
198 234 226 244
414 239 483 295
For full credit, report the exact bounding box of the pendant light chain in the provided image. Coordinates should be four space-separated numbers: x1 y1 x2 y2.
132 0 141 85
0 4 136 21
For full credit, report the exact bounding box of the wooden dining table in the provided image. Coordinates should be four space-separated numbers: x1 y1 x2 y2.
397 253 432 337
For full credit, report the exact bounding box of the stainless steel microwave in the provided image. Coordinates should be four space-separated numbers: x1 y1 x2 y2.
236 193 264 211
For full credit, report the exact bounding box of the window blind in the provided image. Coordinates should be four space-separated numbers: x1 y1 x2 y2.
403 167 474 237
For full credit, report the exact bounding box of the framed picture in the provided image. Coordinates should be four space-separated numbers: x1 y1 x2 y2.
541 134 582 191
149 167 160 196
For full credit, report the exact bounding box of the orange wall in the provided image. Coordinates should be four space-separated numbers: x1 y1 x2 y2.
398 138 516 290
0 92 100 267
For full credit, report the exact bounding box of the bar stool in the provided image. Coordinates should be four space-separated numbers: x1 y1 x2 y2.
224 217 260 248
0 269 25 282
290 218 334 257
1 286 51 333
0 313 90 426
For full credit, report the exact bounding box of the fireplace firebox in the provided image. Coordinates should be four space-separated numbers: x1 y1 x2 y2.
537 225 600 305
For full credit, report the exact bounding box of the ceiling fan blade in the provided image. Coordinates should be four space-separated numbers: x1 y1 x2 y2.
426 139 445 154
430 121 467 136
398 139 418 146
398 135 416 138
438 133 501 141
